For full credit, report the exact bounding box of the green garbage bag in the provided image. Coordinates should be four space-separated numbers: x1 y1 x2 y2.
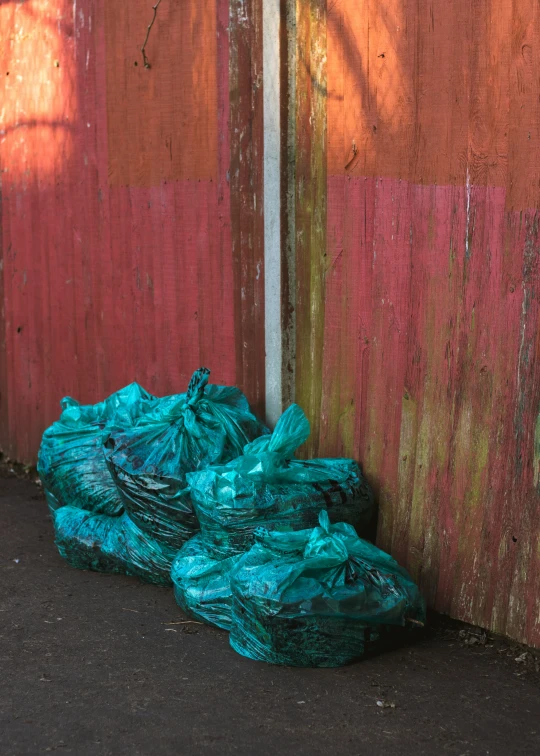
229 511 426 667
171 534 241 629
103 368 268 550
186 404 374 557
38 383 155 516
53 506 177 585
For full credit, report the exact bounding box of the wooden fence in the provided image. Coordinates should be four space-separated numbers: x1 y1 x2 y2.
1 0 539 647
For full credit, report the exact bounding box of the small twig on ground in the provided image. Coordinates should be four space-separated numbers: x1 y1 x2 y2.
162 621 204 626
141 0 163 69
122 608 141 613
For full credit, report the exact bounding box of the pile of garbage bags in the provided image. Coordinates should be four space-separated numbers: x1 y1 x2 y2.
39 368 425 667
39 368 267 584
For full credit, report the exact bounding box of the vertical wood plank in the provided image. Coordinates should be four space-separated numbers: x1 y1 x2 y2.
294 0 327 456
229 0 266 418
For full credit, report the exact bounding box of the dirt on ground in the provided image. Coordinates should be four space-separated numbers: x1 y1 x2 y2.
1 470 539 756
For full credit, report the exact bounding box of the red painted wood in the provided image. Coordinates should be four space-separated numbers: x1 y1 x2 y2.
315 182 540 649
294 0 540 647
0 0 264 460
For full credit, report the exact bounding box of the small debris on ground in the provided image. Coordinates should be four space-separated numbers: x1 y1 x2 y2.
376 700 396 709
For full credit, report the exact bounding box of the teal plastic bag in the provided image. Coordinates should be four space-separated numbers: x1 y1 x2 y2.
187 404 374 557
171 534 240 629
229 511 426 667
104 368 268 550
38 383 155 516
53 506 177 585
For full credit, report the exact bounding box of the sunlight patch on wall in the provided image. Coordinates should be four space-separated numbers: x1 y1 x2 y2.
0 0 76 184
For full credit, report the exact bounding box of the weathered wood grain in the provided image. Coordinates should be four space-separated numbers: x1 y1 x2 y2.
293 0 540 647
294 0 327 456
0 0 264 459
229 0 266 419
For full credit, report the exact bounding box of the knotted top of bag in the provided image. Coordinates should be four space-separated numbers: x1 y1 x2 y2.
230 512 426 632
237 511 426 625
103 367 266 476
252 510 353 568
186 367 210 406
218 404 350 484
247 509 421 595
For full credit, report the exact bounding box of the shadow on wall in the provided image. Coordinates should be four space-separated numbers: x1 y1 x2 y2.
297 0 535 195
298 0 416 176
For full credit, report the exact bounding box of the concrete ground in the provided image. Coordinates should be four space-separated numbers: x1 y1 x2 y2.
1 471 539 756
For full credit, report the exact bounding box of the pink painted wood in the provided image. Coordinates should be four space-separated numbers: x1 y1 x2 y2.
0 0 265 460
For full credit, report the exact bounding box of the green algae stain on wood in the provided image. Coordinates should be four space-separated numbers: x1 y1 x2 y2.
294 0 327 458
534 413 540 490
393 390 418 566
290 3 540 649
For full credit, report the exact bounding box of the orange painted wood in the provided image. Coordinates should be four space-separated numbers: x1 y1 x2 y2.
104 0 218 186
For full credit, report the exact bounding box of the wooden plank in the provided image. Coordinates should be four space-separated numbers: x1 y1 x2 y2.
280 0 297 411
0 160 9 454
294 0 327 456
229 0 266 418
215 0 236 384
104 0 218 187
0 0 80 459
293 0 540 647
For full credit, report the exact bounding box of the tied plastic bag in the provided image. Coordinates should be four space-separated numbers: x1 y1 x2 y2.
187 404 374 557
103 368 268 550
38 383 155 516
229 511 426 667
171 534 240 629
53 506 177 585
